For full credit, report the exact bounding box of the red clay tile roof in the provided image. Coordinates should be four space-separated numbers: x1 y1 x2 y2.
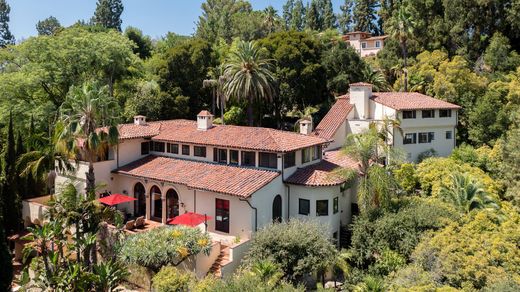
285 150 359 186
365 35 388 41
313 97 354 141
115 156 280 198
370 92 461 110
117 120 194 140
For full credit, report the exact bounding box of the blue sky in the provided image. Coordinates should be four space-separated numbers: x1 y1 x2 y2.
9 0 344 41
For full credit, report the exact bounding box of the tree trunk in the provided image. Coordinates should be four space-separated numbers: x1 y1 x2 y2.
85 162 96 195
402 41 408 92
247 96 254 126
212 89 216 115
220 95 225 125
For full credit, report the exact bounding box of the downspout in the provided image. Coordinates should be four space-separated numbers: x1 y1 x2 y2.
193 190 197 212
239 198 257 232
287 185 291 221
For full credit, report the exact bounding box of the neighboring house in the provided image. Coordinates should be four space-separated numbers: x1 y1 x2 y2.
342 31 387 57
314 82 461 162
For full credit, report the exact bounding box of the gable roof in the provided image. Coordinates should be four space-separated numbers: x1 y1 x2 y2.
114 155 280 198
370 92 461 110
285 150 359 186
313 97 354 141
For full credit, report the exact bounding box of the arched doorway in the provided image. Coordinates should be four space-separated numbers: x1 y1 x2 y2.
134 183 146 217
272 195 282 223
166 189 179 219
150 185 162 221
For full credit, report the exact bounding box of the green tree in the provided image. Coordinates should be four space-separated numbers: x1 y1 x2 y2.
92 0 124 31
321 40 366 94
152 266 194 292
36 16 62 36
500 125 520 205
353 0 380 34
321 0 337 30
2 112 21 234
55 82 120 194
305 0 322 31
282 0 294 29
484 32 520 73
245 219 337 281
125 26 152 59
203 64 228 121
0 0 14 47
196 0 252 43
439 173 499 214
291 0 306 31
224 40 277 126
263 6 281 34
338 0 354 34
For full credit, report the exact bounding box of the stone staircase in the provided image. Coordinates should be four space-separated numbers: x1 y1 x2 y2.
208 244 230 278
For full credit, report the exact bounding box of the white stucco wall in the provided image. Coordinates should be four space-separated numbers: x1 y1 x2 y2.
251 176 286 229
394 126 457 162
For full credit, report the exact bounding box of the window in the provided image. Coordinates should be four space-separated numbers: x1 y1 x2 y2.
312 145 322 160
375 40 381 48
213 148 227 163
402 110 416 119
259 152 277 169
419 132 435 143
230 150 239 165
182 145 190 155
333 197 339 214
439 109 452 117
167 143 179 154
302 147 311 164
299 199 310 215
361 42 367 49
241 151 256 166
194 146 206 157
446 131 452 139
403 133 417 144
153 141 165 152
284 152 296 168
215 199 229 233
316 200 329 216
141 141 150 155
422 110 435 118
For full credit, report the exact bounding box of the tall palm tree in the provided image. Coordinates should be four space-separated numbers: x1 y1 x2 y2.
263 6 280 34
55 82 120 195
203 64 228 123
440 173 499 214
385 4 415 92
286 105 319 131
224 41 277 126
361 66 391 92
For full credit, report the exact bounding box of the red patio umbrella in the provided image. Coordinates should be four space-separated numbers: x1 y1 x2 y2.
167 212 212 227
98 193 136 206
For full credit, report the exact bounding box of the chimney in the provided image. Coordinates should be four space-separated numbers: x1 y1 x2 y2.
299 119 313 135
134 115 147 125
349 82 373 119
197 110 214 131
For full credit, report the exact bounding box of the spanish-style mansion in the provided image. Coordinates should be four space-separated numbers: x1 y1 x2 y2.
49 83 459 276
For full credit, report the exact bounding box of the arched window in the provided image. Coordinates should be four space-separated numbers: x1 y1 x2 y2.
133 183 146 217
272 195 282 223
166 189 179 219
150 185 162 220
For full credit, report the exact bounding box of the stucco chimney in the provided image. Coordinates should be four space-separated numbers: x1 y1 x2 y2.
349 82 373 119
299 119 313 135
197 110 214 131
134 115 147 125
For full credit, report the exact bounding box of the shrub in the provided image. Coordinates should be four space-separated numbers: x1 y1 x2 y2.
417 148 437 163
370 248 406 276
244 219 337 281
393 163 419 194
152 266 194 292
190 271 303 292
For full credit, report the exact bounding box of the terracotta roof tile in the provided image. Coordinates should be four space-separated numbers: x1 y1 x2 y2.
285 150 359 186
370 92 461 110
115 156 280 198
313 97 353 140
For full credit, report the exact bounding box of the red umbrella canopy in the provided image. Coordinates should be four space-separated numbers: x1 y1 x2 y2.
98 193 136 206
167 212 212 227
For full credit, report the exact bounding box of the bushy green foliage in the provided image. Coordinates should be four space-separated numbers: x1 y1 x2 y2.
245 219 337 280
349 197 458 268
321 40 366 94
0 222 13 291
152 266 194 292
393 163 419 194
191 271 302 291
411 206 520 289
484 32 520 73
120 226 212 273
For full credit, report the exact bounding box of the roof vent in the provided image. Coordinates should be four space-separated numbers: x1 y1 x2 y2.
197 110 214 131
134 115 147 125
299 119 313 135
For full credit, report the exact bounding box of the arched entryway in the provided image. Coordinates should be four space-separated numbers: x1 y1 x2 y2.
166 188 179 219
150 185 162 221
272 195 282 223
134 183 146 217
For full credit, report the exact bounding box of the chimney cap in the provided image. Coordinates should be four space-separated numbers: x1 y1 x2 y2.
134 115 147 125
350 82 373 87
197 110 213 117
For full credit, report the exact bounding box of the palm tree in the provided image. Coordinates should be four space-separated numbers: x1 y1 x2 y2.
55 82 120 195
224 41 277 126
440 173 499 214
385 4 415 92
203 64 228 123
286 105 319 131
249 260 283 286
263 6 280 34
362 66 391 92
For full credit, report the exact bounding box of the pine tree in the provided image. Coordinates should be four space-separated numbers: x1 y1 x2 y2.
36 16 62 36
283 0 294 29
338 0 354 34
353 0 380 34
92 0 124 31
291 0 306 31
321 0 337 29
2 112 21 234
305 0 322 31
0 0 14 47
